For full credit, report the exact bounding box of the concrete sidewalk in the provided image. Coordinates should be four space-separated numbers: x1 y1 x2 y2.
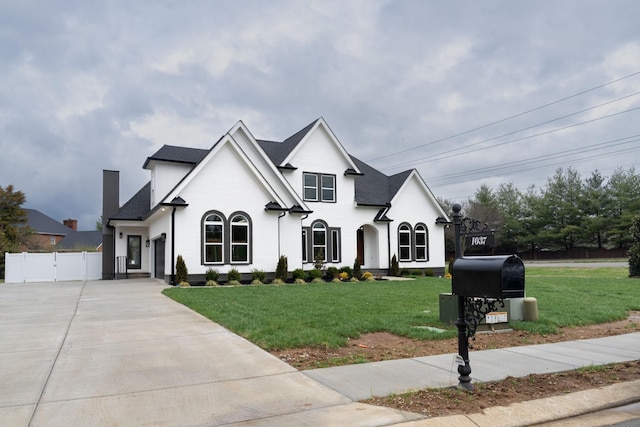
1 279 639 426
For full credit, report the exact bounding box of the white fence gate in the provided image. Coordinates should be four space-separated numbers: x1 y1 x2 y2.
4 252 102 283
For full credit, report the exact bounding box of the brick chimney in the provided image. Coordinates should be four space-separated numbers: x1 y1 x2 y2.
63 219 78 231
102 170 120 280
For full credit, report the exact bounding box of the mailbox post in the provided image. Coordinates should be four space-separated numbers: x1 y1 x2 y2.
450 204 526 391
451 204 473 390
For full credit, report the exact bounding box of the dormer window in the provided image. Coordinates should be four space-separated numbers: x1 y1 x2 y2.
303 172 336 202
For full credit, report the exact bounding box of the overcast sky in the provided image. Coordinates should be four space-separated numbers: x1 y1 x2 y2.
2 0 639 230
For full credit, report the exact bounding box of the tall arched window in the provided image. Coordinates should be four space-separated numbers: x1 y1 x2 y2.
203 212 224 264
415 223 428 261
230 214 249 263
398 223 412 261
312 222 327 262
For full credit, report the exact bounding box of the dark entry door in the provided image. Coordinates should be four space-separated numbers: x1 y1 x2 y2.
154 239 165 279
357 228 365 266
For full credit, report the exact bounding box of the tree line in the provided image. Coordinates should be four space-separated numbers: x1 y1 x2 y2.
439 166 640 255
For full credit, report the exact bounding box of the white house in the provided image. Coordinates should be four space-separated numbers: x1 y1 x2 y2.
102 118 450 283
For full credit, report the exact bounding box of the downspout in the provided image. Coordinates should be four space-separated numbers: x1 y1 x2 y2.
387 222 391 271
171 206 176 286
277 212 286 255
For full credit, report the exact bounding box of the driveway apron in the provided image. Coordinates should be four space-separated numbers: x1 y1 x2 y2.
0 279 418 426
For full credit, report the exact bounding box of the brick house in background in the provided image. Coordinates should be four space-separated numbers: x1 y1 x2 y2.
23 209 73 248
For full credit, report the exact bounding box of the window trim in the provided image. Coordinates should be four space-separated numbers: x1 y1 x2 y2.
230 212 251 264
414 223 429 261
202 211 226 265
202 210 252 266
398 223 412 262
303 172 336 203
303 220 341 264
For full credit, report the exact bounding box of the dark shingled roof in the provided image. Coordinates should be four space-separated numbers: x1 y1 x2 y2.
143 145 209 169
350 156 394 206
24 209 71 235
114 119 416 221
111 182 152 220
57 231 102 250
257 119 319 165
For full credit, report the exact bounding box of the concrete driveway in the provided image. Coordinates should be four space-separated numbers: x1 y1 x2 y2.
0 279 419 426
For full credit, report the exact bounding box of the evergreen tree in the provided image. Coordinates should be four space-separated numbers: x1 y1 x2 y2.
629 214 640 277
0 185 31 278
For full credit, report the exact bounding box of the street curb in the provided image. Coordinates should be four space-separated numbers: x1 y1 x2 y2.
392 379 640 427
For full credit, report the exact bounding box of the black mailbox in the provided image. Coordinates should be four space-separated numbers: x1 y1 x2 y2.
452 255 525 298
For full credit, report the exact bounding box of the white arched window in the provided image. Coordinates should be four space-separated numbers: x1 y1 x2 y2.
312 222 327 262
398 223 412 261
230 214 249 263
204 213 224 263
415 224 428 261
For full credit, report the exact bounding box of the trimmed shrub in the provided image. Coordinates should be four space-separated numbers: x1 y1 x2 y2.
311 277 325 284
307 268 323 280
251 279 263 285
424 269 434 277
292 268 306 281
205 280 218 287
389 254 400 277
176 255 188 284
350 277 360 283
353 258 362 279
339 266 353 279
325 266 339 279
178 281 190 288
227 268 241 282
362 271 374 281
251 269 266 283
205 267 220 282
294 278 306 284
270 278 285 285
227 280 241 286
400 269 411 276
275 255 288 281
411 269 423 276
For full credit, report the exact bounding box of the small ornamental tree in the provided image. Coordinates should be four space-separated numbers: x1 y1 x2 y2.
275 255 288 281
175 255 188 284
629 213 640 277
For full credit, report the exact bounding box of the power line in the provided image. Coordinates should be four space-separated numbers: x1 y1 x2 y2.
426 135 640 183
431 145 640 189
366 70 640 163
382 105 640 172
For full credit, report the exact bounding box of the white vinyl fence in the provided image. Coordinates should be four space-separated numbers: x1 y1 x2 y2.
4 252 102 283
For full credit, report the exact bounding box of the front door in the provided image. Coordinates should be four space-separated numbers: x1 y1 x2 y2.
357 227 365 266
154 238 165 279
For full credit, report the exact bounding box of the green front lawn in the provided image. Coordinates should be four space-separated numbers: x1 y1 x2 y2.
163 267 639 350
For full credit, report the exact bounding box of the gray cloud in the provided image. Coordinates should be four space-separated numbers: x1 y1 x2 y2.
1 0 639 229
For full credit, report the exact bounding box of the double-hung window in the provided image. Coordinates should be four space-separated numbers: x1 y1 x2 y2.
231 214 249 263
302 220 341 264
312 222 326 261
303 172 335 202
398 224 412 261
397 223 429 262
202 211 252 265
204 213 224 264
415 224 428 261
